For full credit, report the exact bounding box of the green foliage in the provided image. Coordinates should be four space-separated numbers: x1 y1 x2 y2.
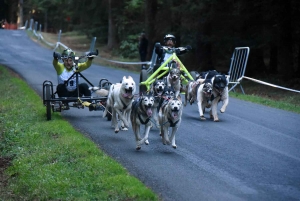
119 34 140 58
0 66 158 200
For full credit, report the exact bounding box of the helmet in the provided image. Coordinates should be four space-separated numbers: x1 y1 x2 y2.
164 34 176 44
61 48 75 60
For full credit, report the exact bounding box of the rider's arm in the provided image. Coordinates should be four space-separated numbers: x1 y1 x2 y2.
77 58 93 72
52 59 65 75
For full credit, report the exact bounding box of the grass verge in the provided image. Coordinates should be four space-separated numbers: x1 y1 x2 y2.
0 65 159 200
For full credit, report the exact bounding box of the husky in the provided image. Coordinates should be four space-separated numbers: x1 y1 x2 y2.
130 92 155 150
166 67 181 99
196 81 213 120
151 79 166 129
103 76 136 133
159 97 183 149
209 74 229 122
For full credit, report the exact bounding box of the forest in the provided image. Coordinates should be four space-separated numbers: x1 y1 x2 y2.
3 0 300 80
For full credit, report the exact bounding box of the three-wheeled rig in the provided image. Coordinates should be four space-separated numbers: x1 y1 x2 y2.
42 54 112 121
139 43 199 93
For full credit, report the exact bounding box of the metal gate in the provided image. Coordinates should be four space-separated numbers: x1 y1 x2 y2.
228 47 250 94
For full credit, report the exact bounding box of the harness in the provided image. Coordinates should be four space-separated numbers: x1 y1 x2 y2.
134 99 151 125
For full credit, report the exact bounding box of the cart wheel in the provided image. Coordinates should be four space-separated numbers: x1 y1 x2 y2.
189 71 199 81
45 84 52 120
139 69 148 94
106 107 112 121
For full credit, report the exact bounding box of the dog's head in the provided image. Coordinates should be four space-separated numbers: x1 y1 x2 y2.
212 74 228 92
153 79 165 96
121 76 136 98
162 86 175 101
168 68 181 81
140 92 155 117
202 82 213 97
167 98 182 120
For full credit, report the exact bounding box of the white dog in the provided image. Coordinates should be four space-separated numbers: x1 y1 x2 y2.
167 68 181 99
159 98 183 149
130 92 155 150
103 76 136 133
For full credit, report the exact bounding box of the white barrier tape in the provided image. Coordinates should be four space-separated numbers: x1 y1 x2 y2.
240 76 300 93
99 58 151 65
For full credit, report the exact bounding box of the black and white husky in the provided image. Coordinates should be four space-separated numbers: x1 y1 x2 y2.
151 79 166 129
130 92 155 150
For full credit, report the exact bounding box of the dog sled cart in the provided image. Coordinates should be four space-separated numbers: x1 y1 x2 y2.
42 54 113 121
139 43 197 93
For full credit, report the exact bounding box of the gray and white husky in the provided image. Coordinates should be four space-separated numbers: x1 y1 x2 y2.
130 92 155 150
103 76 136 133
158 97 183 149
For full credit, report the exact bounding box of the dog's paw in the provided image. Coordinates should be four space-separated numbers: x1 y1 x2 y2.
214 118 219 122
136 146 141 150
200 116 206 121
220 108 226 113
121 126 128 131
172 145 177 149
114 129 119 133
145 139 149 145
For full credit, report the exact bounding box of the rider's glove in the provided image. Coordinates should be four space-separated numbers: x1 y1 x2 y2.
87 49 99 57
155 43 161 48
53 52 61 60
186 45 192 51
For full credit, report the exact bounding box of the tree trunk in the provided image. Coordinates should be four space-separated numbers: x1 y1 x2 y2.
107 0 118 50
145 0 157 61
277 0 293 78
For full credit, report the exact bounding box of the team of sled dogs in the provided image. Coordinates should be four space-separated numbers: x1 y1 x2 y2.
102 69 229 150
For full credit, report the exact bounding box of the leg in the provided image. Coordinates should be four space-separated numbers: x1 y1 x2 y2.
169 127 178 149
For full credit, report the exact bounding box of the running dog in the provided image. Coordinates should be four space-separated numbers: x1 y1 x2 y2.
103 76 136 133
151 79 166 129
159 97 183 149
167 67 181 99
209 74 229 122
130 92 155 150
196 81 213 120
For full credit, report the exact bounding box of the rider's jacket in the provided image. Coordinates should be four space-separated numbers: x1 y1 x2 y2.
52 59 92 91
155 46 189 65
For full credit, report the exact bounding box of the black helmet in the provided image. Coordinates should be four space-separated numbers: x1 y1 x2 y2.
164 34 176 44
61 48 75 60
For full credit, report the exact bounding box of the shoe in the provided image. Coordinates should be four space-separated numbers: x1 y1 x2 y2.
89 103 97 111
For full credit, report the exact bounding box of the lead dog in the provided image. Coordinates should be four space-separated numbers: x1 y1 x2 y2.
159 97 183 149
130 92 155 150
103 76 136 133
167 67 181 99
209 74 229 122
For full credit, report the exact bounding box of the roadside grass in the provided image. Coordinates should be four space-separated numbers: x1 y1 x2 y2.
0 66 159 200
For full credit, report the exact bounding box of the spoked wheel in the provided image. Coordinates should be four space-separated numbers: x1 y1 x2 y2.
139 69 148 94
45 84 52 120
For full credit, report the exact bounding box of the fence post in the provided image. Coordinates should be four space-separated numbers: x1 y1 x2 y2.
28 18 33 30
24 20 28 29
34 21 38 32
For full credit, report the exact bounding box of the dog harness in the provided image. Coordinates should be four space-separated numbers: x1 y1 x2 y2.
136 99 151 125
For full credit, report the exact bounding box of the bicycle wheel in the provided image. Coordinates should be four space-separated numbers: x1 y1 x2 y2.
139 69 148 94
45 84 52 120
